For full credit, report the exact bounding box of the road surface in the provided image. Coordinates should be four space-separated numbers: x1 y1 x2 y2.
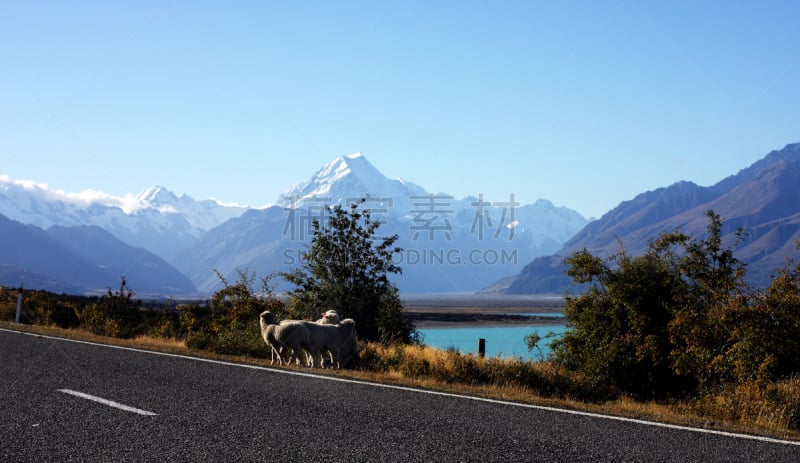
1 328 798 462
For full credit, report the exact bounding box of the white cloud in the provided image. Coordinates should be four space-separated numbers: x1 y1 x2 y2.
0 176 147 214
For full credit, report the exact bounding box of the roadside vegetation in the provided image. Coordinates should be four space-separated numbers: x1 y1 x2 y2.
3 208 800 440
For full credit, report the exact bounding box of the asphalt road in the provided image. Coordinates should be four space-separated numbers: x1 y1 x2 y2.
1 328 799 462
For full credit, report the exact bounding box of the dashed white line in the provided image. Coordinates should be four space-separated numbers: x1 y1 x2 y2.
58 389 157 416
4 327 799 446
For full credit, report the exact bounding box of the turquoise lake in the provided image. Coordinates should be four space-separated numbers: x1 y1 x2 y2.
417 324 568 361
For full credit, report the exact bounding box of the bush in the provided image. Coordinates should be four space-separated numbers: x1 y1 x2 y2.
555 211 749 398
79 278 144 338
180 269 285 357
556 212 800 400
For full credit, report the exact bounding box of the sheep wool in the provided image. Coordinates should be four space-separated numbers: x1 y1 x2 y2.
259 311 312 366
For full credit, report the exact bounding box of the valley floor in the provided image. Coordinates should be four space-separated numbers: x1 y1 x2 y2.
402 295 566 328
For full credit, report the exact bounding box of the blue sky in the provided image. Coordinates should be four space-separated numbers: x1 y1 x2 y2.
2 1 798 219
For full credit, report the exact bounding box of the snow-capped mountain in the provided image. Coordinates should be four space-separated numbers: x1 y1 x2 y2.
0 177 248 260
279 152 585 244
136 185 247 231
1 153 589 294
173 153 589 293
280 153 428 214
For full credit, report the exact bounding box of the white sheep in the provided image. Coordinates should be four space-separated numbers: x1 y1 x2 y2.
259 311 283 365
259 311 311 366
316 310 340 325
301 318 359 369
313 310 342 367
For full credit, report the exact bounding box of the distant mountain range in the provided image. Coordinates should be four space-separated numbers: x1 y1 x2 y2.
7 142 798 297
171 154 589 293
490 142 800 294
0 178 246 260
0 214 196 295
0 153 588 295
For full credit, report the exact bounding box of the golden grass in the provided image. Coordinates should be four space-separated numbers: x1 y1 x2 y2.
2 321 799 442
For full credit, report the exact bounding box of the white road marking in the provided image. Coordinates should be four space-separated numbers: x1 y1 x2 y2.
58 389 157 416
4 327 799 446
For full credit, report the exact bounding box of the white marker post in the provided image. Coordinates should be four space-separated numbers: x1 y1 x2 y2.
15 286 23 324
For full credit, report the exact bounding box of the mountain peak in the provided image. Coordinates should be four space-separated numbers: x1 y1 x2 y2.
320 152 380 182
280 153 426 207
137 185 179 205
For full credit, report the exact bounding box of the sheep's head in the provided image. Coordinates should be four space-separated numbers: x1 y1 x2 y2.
259 311 276 325
321 310 340 324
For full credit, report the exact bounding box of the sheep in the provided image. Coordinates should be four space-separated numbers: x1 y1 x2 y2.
301 318 359 369
259 311 311 366
316 310 340 325
259 311 283 365
314 310 341 367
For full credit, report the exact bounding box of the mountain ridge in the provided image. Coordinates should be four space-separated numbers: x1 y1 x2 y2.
0 177 248 260
172 153 589 293
493 142 800 294
0 212 196 295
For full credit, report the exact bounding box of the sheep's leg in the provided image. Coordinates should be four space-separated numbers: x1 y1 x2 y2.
308 348 321 368
330 347 341 369
316 349 334 368
270 346 283 366
290 347 303 366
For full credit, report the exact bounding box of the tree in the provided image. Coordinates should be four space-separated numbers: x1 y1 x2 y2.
700 241 800 385
282 199 414 343
667 210 748 388
552 211 747 398
753 245 800 379
552 238 690 398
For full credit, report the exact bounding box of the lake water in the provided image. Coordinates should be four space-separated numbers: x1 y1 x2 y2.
418 324 568 361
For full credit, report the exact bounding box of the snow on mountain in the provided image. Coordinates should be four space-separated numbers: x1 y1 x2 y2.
2 153 590 294
0 176 140 228
279 153 428 214
0 176 248 260
174 153 589 293
277 153 586 248
135 185 248 230
280 153 590 257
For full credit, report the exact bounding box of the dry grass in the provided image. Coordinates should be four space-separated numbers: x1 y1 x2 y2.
684 378 800 434
3 321 799 442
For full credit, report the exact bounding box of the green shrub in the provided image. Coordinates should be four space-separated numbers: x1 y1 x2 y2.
79 278 144 338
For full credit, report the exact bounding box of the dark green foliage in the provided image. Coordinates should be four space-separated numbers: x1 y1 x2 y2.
556 211 800 398
667 212 749 388
553 235 692 398
1 270 284 356
692 243 800 385
0 287 83 327
80 277 144 338
757 255 800 378
183 269 285 356
282 199 415 343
